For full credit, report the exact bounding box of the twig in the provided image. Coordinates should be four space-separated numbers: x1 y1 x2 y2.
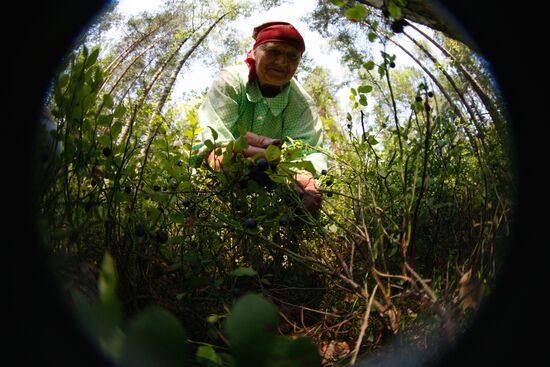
405 262 455 341
269 295 344 318
405 262 436 302
373 268 411 282
351 284 379 365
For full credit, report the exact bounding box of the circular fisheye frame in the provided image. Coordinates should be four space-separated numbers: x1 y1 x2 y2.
7 1 543 367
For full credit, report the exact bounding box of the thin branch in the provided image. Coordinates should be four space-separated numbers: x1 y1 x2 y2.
350 284 378 365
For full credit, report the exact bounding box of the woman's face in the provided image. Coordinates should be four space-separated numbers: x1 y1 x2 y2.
253 42 301 87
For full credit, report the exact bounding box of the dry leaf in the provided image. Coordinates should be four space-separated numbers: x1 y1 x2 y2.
343 293 358 303
459 269 485 311
321 341 350 364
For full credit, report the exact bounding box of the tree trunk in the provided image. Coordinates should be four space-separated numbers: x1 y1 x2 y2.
405 21 508 145
156 13 229 115
132 12 230 209
356 0 475 48
99 18 171 93
401 30 487 143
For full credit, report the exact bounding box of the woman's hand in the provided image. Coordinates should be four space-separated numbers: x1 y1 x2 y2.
207 132 282 170
242 132 282 160
207 147 225 170
294 170 322 213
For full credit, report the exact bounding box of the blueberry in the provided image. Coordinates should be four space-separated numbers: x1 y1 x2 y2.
248 166 269 185
102 147 112 157
182 199 191 208
389 61 396 68
415 96 422 102
326 179 333 187
256 158 269 171
177 159 183 166
279 216 289 226
155 230 169 243
153 185 160 191
135 223 146 237
85 199 95 212
321 169 327 176
428 91 434 98
243 218 257 229
390 18 407 33
124 186 132 194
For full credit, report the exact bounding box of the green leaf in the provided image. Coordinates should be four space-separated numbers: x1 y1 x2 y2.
388 1 402 18
94 252 123 341
179 180 193 192
344 4 367 21
113 191 127 203
368 135 379 145
292 160 316 175
225 294 279 366
111 121 123 140
93 68 104 90
120 307 189 367
350 87 357 96
358 85 373 93
364 60 375 70
98 114 112 127
196 345 222 366
234 135 248 153
99 252 118 306
113 105 126 119
98 134 111 148
283 146 302 161
265 144 281 162
231 267 258 277
378 64 386 78
71 289 125 361
73 60 84 74
58 74 70 89
82 93 97 112
204 139 215 150
183 129 195 140
208 126 219 141
82 45 89 59
71 105 83 121
368 32 377 42
147 207 162 222
170 213 187 224
329 0 346 6
189 155 203 168
86 47 100 67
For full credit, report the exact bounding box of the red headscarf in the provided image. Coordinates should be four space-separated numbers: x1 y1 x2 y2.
245 21 306 84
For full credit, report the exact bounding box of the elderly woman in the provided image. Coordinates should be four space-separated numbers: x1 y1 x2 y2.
197 21 328 212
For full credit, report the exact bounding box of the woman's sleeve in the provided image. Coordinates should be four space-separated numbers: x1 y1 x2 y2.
285 101 328 175
195 68 242 155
